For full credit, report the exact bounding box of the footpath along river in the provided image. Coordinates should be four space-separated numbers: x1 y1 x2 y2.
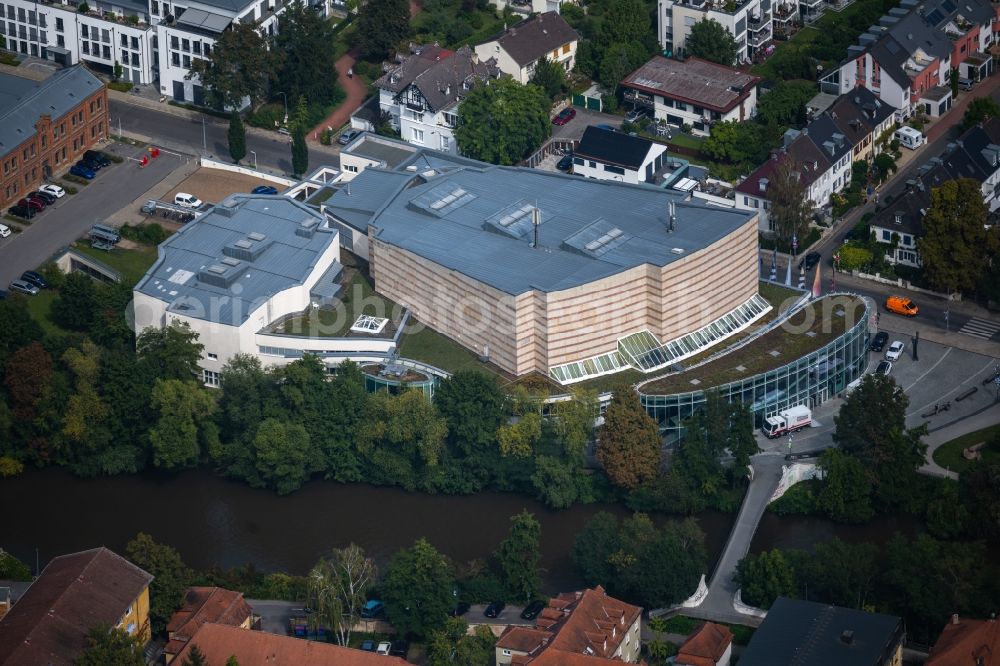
0 467 920 592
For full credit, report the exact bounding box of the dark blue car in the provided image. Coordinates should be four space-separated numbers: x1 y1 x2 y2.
70 164 95 179
252 185 279 195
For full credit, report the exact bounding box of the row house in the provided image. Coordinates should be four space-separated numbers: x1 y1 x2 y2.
0 0 286 105
819 0 995 119
373 44 500 154
620 55 760 136
736 87 895 231
0 65 106 209
658 0 799 64
870 117 1000 267
473 11 578 84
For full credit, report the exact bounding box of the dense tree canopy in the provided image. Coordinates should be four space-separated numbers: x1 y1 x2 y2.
454 78 551 166
919 178 997 294
125 533 194 633
357 0 410 60
274 0 341 107
596 386 661 490
529 57 567 100
495 511 542 603
960 96 1000 131
735 549 797 608
768 158 813 249
382 538 454 638
685 19 739 66
188 23 275 109
75 624 145 666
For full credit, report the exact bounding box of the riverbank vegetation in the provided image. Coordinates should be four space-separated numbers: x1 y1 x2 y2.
747 373 1000 643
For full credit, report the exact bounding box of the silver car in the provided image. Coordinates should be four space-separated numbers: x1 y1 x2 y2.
8 279 39 295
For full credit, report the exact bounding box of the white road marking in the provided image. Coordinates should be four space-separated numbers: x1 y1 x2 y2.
959 317 1000 340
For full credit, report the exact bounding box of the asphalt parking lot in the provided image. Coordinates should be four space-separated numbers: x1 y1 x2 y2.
0 141 193 287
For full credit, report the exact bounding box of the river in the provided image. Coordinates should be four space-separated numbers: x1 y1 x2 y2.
0 468 920 593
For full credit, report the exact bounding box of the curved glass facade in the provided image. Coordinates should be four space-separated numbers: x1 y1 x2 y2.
362 370 439 399
640 296 871 443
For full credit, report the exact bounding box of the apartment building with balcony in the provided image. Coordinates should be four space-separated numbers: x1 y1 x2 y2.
658 0 798 63
373 44 500 154
819 0 994 118
0 0 284 104
621 56 759 136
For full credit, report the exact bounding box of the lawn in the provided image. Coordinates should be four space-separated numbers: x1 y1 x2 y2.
397 323 508 379
668 133 704 151
73 242 159 287
931 424 1000 475
640 294 863 395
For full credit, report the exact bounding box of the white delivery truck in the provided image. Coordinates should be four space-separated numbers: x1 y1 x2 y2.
762 405 812 438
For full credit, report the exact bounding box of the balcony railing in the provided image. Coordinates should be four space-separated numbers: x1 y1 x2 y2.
751 26 772 44
623 89 656 108
748 13 771 30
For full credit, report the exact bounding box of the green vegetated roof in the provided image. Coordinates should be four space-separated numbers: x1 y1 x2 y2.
639 294 867 396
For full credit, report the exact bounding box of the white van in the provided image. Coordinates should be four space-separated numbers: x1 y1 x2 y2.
174 192 203 208
894 126 924 150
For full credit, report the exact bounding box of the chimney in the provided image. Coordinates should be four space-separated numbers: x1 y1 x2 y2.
841 630 855 645
952 614 960 625
532 207 541 247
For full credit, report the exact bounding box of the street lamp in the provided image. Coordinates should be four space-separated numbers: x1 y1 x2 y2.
250 150 257 170
276 91 288 125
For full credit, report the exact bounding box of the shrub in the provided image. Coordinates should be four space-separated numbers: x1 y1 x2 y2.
121 222 169 245
39 262 66 289
108 81 133 93
61 183 79 195
246 103 284 129
319 128 333 145
63 174 90 186
78 1 90 11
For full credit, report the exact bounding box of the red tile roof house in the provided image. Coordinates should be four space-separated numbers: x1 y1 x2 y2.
495 586 643 664
174 622 410 666
165 587 255 663
0 547 153 666
676 622 734 666
926 614 1000 666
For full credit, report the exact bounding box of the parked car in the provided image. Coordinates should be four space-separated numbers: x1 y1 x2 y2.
552 108 576 126
80 155 104 170
18 198 45 211
624 108 648 123
0 223 10 238
39 183 66 198
174 192 203 208
252 185 279 195
20 271 48 289
83 150 112 167
390 640 409 657
28 190 57 205
556 153 574 171
870 331 888 352
0 290 7 299
520 600 546 620
359 639 376 652
360 599 385 618
484 601 506 618
885 341 905 361
799 251 822 270
450 601 471 617
70 164 96 179
876 360 892 376
277 126 291 136
595 123 617 132
8 279 39 296
8 205 35 219
338 128 362 145
376 642 392 655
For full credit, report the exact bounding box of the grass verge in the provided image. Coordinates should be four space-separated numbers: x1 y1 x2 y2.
931 424 1000 475
73 242 159 286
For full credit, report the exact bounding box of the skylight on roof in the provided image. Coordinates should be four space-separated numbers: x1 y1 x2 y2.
410 182 477 217
564 218 631 257
484 200 545 240
350 315 389 334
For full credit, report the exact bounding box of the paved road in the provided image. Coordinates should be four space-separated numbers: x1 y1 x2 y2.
0 142 190 288
108 98 343 176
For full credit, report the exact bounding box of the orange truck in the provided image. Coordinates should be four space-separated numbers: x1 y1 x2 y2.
885 295 919 317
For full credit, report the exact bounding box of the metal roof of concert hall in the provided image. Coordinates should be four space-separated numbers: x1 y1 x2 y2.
323 151 755 295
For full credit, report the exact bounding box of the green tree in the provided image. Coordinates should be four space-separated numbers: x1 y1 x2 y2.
274 0 341 106
0 549 32 580
837 244 873 272
530 456 579 509
356 0 410 60
188 22 275 109
919 178 992 294
755 80 813 127
225 658 240 666
801 539 878 609
59 342 112 473
529 57 567 100
427 618 495 666
924 478 969 539
382 538 454 638
571 511 620 586
125 532 194 633
495 511 542 603
181 645 208 666
598 41 647 90
434 370 507 458
113 61 123 82
75 624 144 666
685 19 739 66
552 388 597 463
497 411 542 459
596 386 661 490
769 157 813 251
228 111 246 163
735 549 796 609
291 97 309 177
307 544 377 646
149 379 219 470
357 389 447 489
597 0 651 48
0 297 42 369
136 321 204 381
816 448 874 523
960 464 1000 541
454 78 551 165
960 95 1000 131
51 272 98 331
252 418 313 494
833 374 927 508
701 121 769 165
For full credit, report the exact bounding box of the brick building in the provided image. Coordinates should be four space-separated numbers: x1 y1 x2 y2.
0 65 107 209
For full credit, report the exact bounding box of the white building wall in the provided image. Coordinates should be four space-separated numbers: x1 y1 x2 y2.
573 144 666 184
398 107 458 153
658 0 761 63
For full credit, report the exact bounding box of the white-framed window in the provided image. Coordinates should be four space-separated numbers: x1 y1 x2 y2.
207 352 218 360
203 369 220 386
411 128 424 144
502 649 511 656
440 135 450 151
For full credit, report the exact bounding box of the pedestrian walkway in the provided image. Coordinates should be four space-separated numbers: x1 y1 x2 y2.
959 317 1000 340
307 50 370 142
920 401 1000 479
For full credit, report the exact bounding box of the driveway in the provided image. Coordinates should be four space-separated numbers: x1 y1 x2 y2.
551 106 629 141
0 142 192 288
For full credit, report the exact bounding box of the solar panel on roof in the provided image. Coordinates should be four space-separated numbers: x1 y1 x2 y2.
926 9 943 23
